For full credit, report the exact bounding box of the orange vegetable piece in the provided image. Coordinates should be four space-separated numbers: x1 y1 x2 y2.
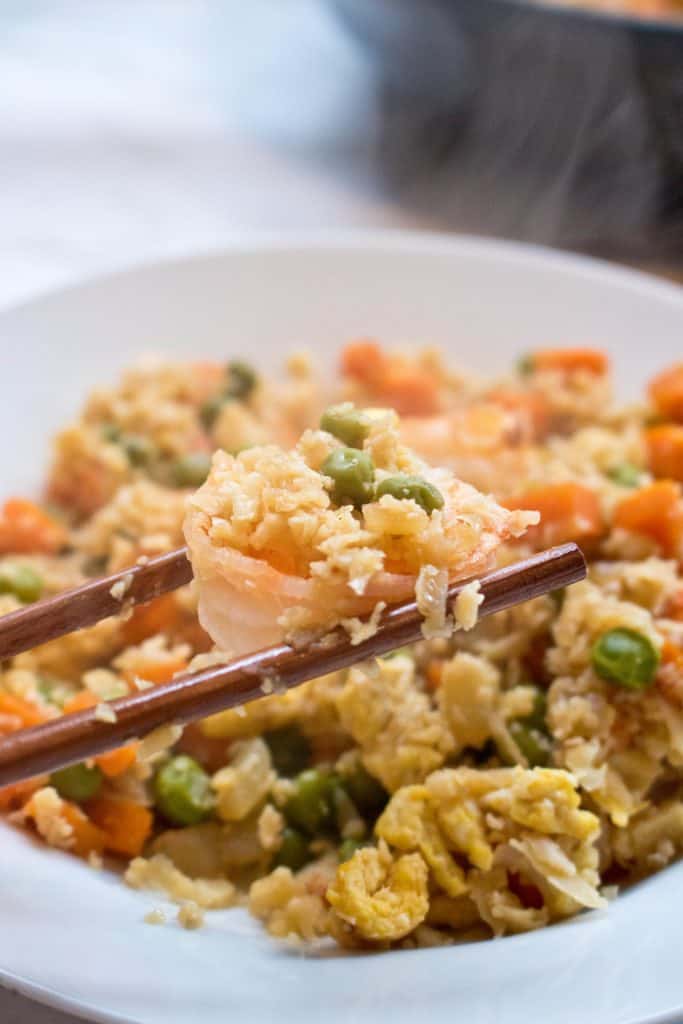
21 792 106 858
646 425 683 481
62 690 98 715
340 340 440 415
60 802 107 858
0 692 49 731
120 652 188 687
340 340 387 383
425 661 444 692
486 388 551 441
504 482 603 547
613 480 683 558
0 776 47 812
86 795 153 858
0 498 67 555
657 641 683 707
376 366 440 417
649 363 683 423
95 743 139 778
62 691 137 776
120 592 181 646
532 348 609 376
663 589 683 621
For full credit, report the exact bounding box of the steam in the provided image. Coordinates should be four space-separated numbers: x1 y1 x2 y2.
375 4 666 254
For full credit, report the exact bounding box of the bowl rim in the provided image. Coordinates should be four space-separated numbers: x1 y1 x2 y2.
1 229 681 320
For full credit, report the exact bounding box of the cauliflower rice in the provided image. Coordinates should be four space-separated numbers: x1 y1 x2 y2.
2 343 683 950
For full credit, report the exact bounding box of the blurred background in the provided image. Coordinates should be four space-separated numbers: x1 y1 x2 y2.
1 0 681 311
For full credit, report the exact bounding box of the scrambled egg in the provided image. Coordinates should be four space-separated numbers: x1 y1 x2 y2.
326 841 429 942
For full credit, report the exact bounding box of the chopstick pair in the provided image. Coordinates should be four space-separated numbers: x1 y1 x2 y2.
0 543 586 788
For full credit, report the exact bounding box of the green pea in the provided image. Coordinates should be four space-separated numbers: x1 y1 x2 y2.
519 687 548 732
340 763 387 818
226 361 258 400
517 353 535 376
153 755 215 826
264 726 311 777
50 762 103 802
591 627 660 690
320 405 371 449
0 564 43 603
122 434 155 467
171 452 212 488
607 463 642 488
321 447 375 508
283 769 336 835
332 783 364 836
338 837 367 863
509 721 552 767
375 474 444 515
200 395 229 430
272 827 310 872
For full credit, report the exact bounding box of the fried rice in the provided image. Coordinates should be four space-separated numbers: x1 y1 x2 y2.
2 343 683 949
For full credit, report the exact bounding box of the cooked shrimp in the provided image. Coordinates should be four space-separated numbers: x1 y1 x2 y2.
398 401 542 496
184 407 537 654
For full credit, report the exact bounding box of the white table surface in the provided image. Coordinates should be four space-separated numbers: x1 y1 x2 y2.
1 3 679 1022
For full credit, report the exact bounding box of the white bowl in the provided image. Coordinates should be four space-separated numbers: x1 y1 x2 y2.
1 233 682 1024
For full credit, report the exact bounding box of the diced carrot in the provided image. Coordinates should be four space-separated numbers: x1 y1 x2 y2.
62 690 98 715
657 641 683 707
649 363 683 423
60 801 107 858
532 348 609 376
0 498 67 555
95 743 139 778
21 792 106 858
613 480 683 559
663 589 683 621
646 425 683 481
504 482 603 547
486 388 551 441
425 661 444 692
120 592 180 646
376 366 441 417
340 340 387 383
85 795 153 858
0 776 47 812
0 692 49 729
61 691 137 776
120 652 188 687
661 640 683 667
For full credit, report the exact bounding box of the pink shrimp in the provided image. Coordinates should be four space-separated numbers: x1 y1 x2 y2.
184 440 536 656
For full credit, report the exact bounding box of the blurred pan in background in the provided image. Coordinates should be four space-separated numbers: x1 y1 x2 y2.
334 0 683 260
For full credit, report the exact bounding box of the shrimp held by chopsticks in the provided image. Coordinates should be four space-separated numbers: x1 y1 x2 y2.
184 405 538 654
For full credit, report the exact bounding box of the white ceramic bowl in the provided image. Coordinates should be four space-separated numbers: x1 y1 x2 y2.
1 234 682 1024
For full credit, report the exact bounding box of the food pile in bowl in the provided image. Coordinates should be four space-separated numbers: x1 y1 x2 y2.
1 342 683 947
542 0 683 19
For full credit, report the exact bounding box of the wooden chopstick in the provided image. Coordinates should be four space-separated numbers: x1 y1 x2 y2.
0 547 193 661
0 543 585 788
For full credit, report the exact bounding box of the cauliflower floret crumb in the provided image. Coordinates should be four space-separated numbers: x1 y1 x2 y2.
177 901 205 930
